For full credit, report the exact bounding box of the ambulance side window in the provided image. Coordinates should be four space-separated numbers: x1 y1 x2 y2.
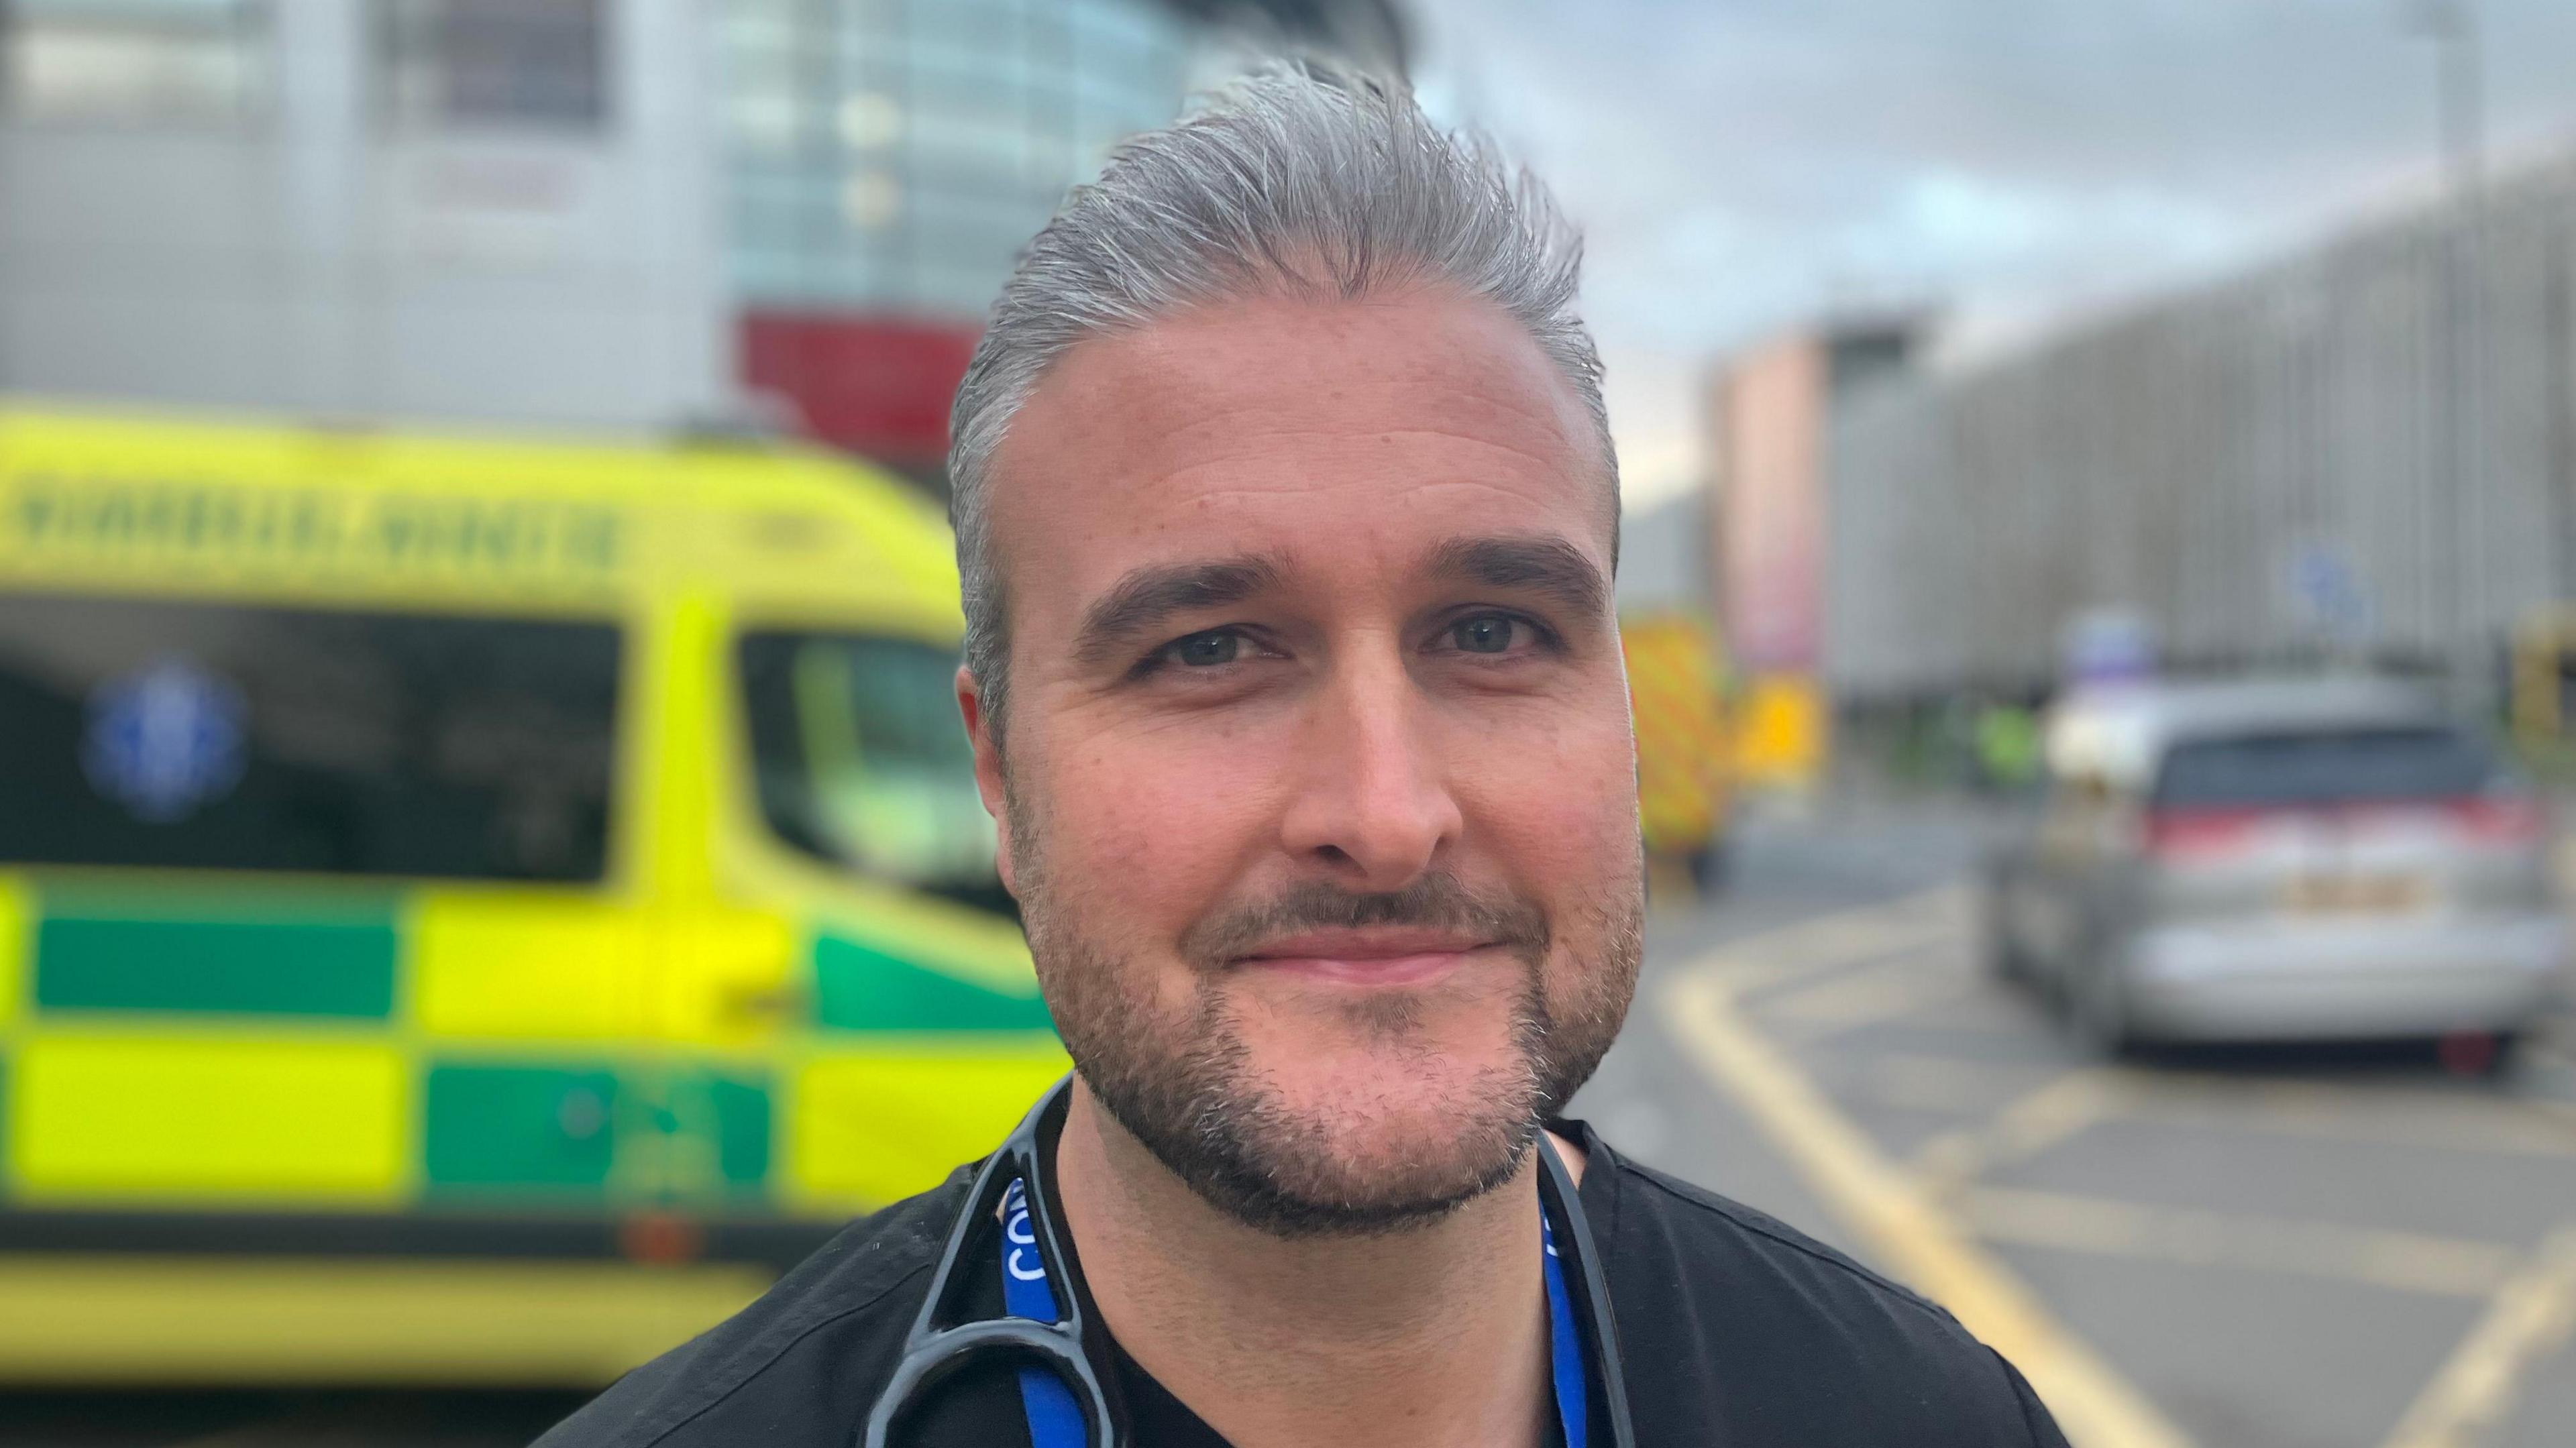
737 630 1008 915
0 593 619 881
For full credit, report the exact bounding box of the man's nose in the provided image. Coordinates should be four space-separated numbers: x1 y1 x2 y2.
1277 644 1463 887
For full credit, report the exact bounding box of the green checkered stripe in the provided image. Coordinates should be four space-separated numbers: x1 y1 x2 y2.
0 885 1057 1209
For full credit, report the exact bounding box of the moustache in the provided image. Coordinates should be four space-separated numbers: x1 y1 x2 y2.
1179 872 1551 969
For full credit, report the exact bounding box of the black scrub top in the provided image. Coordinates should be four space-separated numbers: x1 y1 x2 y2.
535 1121 2070 1447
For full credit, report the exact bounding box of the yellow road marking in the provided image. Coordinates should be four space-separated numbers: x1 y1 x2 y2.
1697 887 1983 1029
1866 1051 2040 1113
1866 1050 2576 1165
1962 1186 2520 1300
1913 1071 2133 1196
1708 886 1965 991
2379 1224 2576 1448
1756 942 1978 1038
2121 1073 2576 1162
1663 968 2194 1448
2518 1028 2576 1086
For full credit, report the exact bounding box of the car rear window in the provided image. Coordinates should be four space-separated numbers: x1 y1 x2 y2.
0 592 620 881
2153 726 2498 810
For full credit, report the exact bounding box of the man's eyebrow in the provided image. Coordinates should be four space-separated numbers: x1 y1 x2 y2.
1073 555 1285 667
1426 535 1609 619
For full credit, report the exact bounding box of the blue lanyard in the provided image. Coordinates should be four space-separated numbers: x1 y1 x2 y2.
999 1178 1589 1448
1542 1212 1592 1447
999 1180 1088 1445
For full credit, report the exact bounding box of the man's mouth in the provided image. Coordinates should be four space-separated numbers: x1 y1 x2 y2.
1232 928 1500 987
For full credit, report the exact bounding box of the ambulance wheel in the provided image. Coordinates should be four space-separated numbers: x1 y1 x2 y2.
1688 841 1731 895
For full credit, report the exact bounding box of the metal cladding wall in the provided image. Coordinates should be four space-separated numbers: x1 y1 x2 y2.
1827 153 2576 704
0 3 729 438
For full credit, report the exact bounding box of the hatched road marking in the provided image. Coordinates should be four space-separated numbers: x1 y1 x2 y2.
1662 954 2196 1448
1658 885 2576 1448
1869 1054 2576 1163
1862 1050 2052 1113
2116 1073 2576 1160
2379 1224 2576 1448
1960 1186 2522 1300
1911 1070 2134 1196
1754 942 1983 1042
1701 887 1964 995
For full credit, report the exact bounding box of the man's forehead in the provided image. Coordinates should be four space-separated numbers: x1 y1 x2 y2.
1045 288 1581 424
986 289 1610 551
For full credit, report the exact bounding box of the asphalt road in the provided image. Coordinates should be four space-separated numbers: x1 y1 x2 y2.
8 795 2573 1446
1572 794 2576 1448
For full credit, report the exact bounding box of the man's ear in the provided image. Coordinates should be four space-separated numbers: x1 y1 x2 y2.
957 664 1017 897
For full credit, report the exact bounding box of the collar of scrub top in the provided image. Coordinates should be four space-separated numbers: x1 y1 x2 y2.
858 1074 1638 1448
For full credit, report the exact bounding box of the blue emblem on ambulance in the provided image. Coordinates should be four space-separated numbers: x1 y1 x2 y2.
83 658 250 823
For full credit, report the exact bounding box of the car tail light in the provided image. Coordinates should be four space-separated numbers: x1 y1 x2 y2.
2447 795 2546 845
2144 807 2264 859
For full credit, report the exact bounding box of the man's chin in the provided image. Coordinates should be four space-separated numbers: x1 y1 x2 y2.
1063 957 1573 1238
1146 1070 1544 1239
1190 1133 1536 1240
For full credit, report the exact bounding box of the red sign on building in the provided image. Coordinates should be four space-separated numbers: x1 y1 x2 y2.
740 312 981 476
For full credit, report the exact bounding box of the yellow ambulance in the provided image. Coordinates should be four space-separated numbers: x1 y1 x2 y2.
0 404 1065 1384
1620 612 1733 893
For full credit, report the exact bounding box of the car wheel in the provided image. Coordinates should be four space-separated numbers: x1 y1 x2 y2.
2074 954 2141 1059
2438 1029 2521 1078
1980 886 2029 985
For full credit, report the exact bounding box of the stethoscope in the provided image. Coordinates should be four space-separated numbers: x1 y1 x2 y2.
860 1075 1638 1448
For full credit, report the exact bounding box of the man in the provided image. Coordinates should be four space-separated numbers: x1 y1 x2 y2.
540 66 2068 1448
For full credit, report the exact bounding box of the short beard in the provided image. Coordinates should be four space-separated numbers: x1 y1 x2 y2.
1008 789 1642 1239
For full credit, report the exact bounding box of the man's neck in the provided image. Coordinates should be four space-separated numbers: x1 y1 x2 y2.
1053 1083 1580 1448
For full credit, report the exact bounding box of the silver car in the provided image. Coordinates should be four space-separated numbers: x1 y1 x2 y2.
1986 675 2567 1058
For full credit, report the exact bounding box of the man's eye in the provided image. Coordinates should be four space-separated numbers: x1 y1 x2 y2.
1171 629 1242 667
1450 614 1521 655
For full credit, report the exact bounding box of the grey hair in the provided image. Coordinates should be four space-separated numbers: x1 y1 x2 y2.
948 61 1615 739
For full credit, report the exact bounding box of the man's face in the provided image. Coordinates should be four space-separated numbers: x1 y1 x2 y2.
963 286 1644 1235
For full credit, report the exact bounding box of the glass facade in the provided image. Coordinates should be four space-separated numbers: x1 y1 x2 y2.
381 0 609 131
0 0 271 125
719 0 1191 320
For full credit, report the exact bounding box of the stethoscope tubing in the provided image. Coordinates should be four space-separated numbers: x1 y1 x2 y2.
859 1076 1635 1448
861 1084 1118 1448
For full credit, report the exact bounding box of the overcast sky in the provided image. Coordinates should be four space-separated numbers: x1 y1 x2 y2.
1403 0 2576 504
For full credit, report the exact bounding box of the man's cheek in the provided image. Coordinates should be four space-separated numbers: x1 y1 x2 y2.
1054 744 1241 900
1517 722 1642 849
